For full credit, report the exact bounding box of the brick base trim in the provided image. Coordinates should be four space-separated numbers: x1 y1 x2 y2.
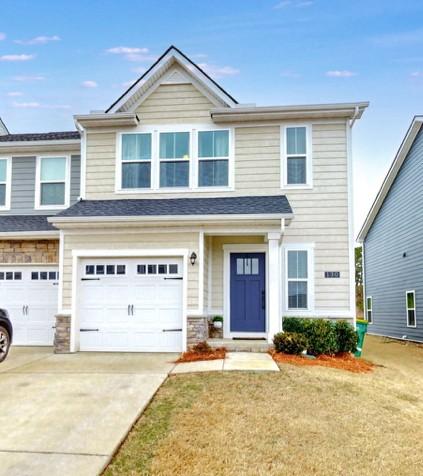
187 316 209 348
54 313 71 353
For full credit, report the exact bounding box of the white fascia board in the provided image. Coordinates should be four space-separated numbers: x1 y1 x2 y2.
74 112 139 129
108 49 237 113
357 116 423 242
211 102 369 123
49 213 293 226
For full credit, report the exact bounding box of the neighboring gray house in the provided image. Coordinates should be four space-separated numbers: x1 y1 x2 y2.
358 116 423 342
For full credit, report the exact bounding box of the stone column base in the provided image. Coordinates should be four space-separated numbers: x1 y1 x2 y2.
54 313 71 353
187 316 209 348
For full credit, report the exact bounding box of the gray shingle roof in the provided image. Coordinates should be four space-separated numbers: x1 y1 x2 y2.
0 131 80 142
0 215 56 233
56 195 292 218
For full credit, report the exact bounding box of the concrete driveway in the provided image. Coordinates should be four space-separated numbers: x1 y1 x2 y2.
0 347 177 476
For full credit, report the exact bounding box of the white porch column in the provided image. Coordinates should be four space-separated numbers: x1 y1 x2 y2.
267 232 282 343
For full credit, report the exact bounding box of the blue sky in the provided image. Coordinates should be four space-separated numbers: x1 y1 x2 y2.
1 0 423 235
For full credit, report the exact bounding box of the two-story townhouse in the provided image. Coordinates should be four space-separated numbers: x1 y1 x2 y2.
42 46 368 353
358 116 423 342
0 128 80 345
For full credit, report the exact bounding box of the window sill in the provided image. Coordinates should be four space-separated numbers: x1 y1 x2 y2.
35 204 68 211
281 184 313 191
115 187 234 194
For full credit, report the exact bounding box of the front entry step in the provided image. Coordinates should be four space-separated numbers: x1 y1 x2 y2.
208 338 272 353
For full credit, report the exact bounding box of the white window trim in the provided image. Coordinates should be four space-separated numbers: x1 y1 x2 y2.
35 155 71 210
282 243 315 315
280 123 313 189
366 296 373 324
115 124 234 194
0 157 12 211
406 290 417 328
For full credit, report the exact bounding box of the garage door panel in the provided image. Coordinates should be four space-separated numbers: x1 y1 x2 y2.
79 258 183 352
0 267 58 346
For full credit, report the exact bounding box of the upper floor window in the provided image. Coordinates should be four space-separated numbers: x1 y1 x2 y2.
406 291 416 327
198 130 229 187
36 156 69 208
121 133 151 189
282 125 312 188
287 249 308 309
159 132 190 187
117 128 232 192
0 158 10 209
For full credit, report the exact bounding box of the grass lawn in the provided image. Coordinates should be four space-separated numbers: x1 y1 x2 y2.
104 335 423 475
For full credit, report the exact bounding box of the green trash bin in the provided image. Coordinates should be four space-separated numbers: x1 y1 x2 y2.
355 319 368 357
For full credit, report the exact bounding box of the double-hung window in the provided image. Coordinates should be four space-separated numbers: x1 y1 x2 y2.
121 133 152 189
159 132 190 187
366 297 373 323
0 158 10 209
37 156 68 207
406 291 416 327
283 125 310 186
287 249 308 309
198 130 229 187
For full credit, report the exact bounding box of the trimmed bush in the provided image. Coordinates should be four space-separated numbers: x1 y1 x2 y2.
304 319 338 356
282 317 307 333
273 332 308 355
334 320 358 353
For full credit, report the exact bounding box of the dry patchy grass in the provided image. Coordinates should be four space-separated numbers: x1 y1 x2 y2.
105 335 423 476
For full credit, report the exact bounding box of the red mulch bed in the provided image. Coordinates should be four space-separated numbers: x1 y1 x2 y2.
176 347 227 363
271 351 374 373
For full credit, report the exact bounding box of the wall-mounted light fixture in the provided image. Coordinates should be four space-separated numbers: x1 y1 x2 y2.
190 252 197 266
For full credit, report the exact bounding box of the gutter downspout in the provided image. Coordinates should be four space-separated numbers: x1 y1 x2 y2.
74 119 86 200
350 106 360 128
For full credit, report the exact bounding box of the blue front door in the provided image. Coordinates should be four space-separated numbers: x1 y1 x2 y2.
230 253 266 332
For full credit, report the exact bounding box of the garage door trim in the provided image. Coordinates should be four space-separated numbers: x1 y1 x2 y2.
70 248 189 352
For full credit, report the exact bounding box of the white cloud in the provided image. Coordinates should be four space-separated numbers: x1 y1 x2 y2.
280 70 301 78
122 79 137 88
274 0 313 8
0 33 6 41
325 70 357 78
12 101 71 110
132 66 146 74
197 63 240 79
6 91 23 97
12 75 45 81
81 80 98 88
0 54 35 62
411 71 423 77
106 46 156 62
14 35 60 45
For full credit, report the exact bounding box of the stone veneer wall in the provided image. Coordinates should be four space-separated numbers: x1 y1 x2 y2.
0 240 59 264
54 314 71 353
187 316 209 347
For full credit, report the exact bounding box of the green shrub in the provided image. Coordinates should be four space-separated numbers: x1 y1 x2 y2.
273 332 308 355
302 319 338 356
334 320 358 353
282 317 307 333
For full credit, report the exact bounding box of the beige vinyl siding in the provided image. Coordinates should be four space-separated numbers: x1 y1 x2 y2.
209 236 266 312
61 230 199 310
86 132 116 197
135 83 215 124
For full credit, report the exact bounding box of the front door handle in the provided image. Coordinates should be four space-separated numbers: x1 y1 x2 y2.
23 305 25 315
131 305 134 316
26 305 29 315
128 304 130 316
262 291 265 310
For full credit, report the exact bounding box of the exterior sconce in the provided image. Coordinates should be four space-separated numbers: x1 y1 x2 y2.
190 252 197 266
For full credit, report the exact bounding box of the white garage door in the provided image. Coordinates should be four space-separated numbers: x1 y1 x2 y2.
79 257 183 352
0 266 59 346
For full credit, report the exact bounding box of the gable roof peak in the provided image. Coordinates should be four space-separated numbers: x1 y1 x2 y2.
106 45 238 113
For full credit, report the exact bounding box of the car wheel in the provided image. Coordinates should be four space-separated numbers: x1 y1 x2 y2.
0 326 10 363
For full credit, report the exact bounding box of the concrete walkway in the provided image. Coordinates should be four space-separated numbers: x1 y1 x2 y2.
0 347 177 476
171 352 279 374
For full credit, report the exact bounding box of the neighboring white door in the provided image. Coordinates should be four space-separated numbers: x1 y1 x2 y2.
0 267 59 346
78 258 183 352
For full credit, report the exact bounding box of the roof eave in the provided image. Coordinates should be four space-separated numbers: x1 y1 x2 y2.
357 116 423 242
211 102 369 123
74 112 139 129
